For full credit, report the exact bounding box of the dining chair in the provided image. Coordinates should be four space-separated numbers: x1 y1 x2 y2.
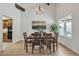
53 32 59 51
43 33 52 53
23 32 28 52
31 33 42 54
47 33 52 53
43 33 48 46
23 32 32 52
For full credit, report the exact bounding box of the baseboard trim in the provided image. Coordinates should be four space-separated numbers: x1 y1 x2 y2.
14 40 23 44
59 41 79 55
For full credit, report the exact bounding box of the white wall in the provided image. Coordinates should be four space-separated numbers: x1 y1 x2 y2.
20 4 56 39
0 3 21 51
56 3 79 54
0 11 3 51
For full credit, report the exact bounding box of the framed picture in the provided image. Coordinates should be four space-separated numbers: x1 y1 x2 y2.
32 21 46 29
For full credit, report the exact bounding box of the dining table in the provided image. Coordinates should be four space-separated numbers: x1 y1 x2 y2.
26 35 55 53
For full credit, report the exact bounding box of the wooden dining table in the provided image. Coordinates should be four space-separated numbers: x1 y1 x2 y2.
26 35 55 53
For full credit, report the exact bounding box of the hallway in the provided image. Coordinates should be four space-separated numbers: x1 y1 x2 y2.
0 41 78 56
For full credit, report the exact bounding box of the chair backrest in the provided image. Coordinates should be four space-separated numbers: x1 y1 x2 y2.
23 32 27 42
43 33 52 37
54 32 59 40
43 33 52 45
31 33 36 37
42 32 46 34
34 32 39 34
31 33 40 45
47 33 52 37
32 32 41 37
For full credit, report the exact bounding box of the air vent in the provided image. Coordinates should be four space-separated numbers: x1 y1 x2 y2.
15 3 25 12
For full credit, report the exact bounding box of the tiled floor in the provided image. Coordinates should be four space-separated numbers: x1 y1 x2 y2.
0 41 79 56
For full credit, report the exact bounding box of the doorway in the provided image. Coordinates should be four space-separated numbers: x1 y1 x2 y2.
3 16 12 42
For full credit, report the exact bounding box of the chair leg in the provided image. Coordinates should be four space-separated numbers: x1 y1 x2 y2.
50 41 51 53
56 42 58 51
29 43 31 46
39 41 42 54
39 46 41 53
24 44 25 50
32 43 34 54
53 42 55 52
48 41 51 53
43 43 44 54
29 39 32 46
26 42 28 52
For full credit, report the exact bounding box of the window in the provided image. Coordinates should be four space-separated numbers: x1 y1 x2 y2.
65 21 72 38
58 15 72 38
58 21 65 36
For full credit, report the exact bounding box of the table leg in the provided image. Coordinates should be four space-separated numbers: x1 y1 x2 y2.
53 41 55 52
32 43 33 54
26 42 28 52
50 41 51 53
43 43 44 54
39 40 41 53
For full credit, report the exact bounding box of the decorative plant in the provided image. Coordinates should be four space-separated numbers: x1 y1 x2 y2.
51 23 59 33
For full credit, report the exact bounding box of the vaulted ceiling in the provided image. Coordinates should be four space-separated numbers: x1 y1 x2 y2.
17 3 55 10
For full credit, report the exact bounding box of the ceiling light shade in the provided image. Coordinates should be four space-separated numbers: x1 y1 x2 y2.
36 4 44 15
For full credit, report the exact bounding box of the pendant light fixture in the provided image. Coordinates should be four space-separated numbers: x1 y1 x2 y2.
36 4 44 15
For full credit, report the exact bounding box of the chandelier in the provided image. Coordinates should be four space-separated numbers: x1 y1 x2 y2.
36 4 44 15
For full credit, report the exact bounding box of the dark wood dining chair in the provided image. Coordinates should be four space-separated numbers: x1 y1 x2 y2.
23 32 32 52
43 33 48 46
43 33 52 53
23 32 28 52
31 33 42 54
53 32 59 51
